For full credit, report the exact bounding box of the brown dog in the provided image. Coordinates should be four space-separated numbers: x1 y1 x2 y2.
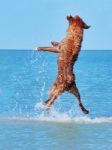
37 15 90 114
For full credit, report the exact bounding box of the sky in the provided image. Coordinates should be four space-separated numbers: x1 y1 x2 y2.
0 0 112 50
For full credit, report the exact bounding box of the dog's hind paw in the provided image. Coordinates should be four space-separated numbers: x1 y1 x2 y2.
83 109 89 114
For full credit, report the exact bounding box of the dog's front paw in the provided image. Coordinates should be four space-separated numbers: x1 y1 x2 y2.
51 41 59 46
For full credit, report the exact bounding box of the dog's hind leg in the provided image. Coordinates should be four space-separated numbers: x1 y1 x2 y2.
68 84 89 114
44 89 63 108
44 82 64 108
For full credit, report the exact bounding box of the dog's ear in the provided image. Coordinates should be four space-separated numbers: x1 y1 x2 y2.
67 15 73 21
75 16 90 29
83 22 90 29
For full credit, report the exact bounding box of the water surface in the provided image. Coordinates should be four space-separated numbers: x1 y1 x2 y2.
0 50 112 150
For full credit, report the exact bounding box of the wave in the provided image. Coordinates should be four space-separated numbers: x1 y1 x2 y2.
0 101 110 124
0 115 112 124
33 102 112 123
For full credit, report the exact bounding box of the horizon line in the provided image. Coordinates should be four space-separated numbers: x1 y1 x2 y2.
0 49 112 51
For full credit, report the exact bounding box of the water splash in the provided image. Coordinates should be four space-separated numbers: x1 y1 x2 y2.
35 101 46 109
7 101 108 124
1 100 112 124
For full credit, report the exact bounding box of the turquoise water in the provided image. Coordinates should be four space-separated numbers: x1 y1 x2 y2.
0 50 112 150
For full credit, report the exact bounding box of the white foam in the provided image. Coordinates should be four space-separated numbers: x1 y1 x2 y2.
32 102 112 124
0 115 112 124
36 116 112 124
2 103 112 124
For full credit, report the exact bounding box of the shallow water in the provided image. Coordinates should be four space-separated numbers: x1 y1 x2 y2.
0 50 112 150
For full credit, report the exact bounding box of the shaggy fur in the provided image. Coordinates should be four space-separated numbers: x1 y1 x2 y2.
37 15 90 114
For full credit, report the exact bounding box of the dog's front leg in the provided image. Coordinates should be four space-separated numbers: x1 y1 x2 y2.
36 46 60 53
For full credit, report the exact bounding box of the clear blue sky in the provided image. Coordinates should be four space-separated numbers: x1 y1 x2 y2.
0 0 112 50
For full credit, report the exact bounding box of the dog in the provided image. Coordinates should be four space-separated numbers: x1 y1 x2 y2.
37 15 90 114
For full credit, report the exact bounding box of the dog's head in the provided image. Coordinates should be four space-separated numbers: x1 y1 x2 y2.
67 15 90 29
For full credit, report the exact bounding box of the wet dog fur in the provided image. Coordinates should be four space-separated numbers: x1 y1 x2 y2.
37 15 90 114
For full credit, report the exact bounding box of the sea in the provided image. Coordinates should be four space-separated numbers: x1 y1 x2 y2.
0 50 112 150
